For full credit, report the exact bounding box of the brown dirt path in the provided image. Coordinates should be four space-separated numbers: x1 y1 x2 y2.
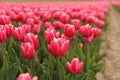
97 6 120 80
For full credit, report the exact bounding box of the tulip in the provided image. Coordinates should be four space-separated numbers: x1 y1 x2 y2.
53 21 64 29
53 11 61 19
26 18 34 26
0 26 7 42
17 73 38 80
17 73 31 80
13 27 25 41
20 42 35 60
97 21 105 28
64 24 76 38
0 15 11 25
32 16 40 24
5 24 14 37
92 28 101 38
66 58 83 75
79 43 83 49
59 12 70 23
44 22 52 29
84 34 94 43
33 24 41 34
71 19 80 30
45 28 60 44
79 24 92 37
21 24 31 34
42 13 52 21
24 33 39 49
48 38 69 57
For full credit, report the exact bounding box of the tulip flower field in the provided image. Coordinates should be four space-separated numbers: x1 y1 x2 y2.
112 1 120 12
0 1 110 80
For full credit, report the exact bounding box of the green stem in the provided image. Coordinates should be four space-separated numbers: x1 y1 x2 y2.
30 59 35 76
56 57 60 80
73 75 76 80
84 42 88 72
1 43 5 60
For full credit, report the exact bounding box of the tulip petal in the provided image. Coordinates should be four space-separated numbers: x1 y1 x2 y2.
61 40 69 56
76 62 83 74
49 39 60 57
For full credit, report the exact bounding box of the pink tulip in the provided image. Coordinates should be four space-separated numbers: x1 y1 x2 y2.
64 24 76 38
33 24 41 34
0 25 7 42
45 28 60 44
79 24 92 37
21 24 31 34
66 58 83 75
26 18 34 26
13 27 25 41
42 13 52 21
44 22 52 29
17 73 31 80
96 21 105 28
53 11 61 19
48 38 69 57
71 19 80 30
24 33 39 49
20 42 35 60
53 21 64 29
32 16 40 24
17 73 38 80
79 43 83 49
0 15 11 25
84 34 94 43
5 24 14 37
32 76 38 80
92 28 101 38
59 12 70 23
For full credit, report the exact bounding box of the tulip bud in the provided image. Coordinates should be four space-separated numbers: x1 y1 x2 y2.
33 24 41 34
32 76 38 80
5 24 14 37
97 21 105 28
26 18 34 26
84 34 94 43
13 27 25 41
17 73 38 80
48 38 69 57
45 28 60 44
59 12 70 23
92 28 101 38
53 11 61 19
24 33 39 49
79 43 83 49
44 22 52 29
0 15 11 25
42 13 52 21
66 58 83 75
17 73 31 80
71 19 80 30
0 25 7 42
79 24 92 37
21 24 31 34
64 24 76 38
53 21 64 29
20 42 35 60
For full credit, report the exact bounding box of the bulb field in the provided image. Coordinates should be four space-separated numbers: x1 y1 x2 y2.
0 1 118 80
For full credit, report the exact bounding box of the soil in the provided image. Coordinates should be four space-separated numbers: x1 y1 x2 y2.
97 6 120 80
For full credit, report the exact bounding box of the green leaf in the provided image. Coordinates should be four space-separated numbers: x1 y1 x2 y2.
90 64 103 73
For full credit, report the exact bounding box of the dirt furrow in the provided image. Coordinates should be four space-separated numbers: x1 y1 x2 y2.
97 6 120 80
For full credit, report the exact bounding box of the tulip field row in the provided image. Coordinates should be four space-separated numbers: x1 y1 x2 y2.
0 2 109 80
112 1 120 12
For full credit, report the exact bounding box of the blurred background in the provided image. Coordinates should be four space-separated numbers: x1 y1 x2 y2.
0 0 110 2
